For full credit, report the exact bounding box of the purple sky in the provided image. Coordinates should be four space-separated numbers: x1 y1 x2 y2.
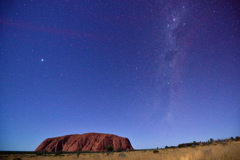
0 0 240 151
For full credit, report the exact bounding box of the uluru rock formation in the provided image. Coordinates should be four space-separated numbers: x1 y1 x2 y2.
35 132 134 152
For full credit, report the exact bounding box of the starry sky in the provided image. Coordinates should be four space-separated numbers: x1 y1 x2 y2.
0 0 240 151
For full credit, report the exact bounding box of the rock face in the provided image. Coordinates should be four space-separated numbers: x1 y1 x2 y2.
35 132 134 152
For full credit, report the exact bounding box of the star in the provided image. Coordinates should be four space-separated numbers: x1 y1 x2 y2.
41 59 44 62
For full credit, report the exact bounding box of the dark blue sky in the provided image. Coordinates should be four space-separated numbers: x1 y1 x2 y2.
0 0 240 151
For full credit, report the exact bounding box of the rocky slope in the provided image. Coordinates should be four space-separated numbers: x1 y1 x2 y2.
35 132 134 152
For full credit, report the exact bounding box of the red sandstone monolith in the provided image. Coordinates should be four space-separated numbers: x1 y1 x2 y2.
35 132 134 152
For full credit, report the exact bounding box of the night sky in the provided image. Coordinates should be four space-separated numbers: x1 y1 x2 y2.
0 0 240 151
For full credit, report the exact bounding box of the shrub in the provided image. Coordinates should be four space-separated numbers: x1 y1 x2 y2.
153 150 159 153
115 147 122 152
106 145 113 152
118 153 126 157
106 152 113 156
44 150 48 156
36 151 44 156
55 150 62 156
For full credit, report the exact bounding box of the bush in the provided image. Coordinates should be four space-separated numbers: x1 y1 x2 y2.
115 147 122 152
44 150 48 156
118 153 126 157
106 152 114 156
55 150 62 156
106 145 113 152
36 151 44 156
153 149 159 153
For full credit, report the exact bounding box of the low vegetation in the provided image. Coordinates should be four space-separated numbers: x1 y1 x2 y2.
0 137 239 160
105 145 113 152
115 147 122 152
54 150 62 156
153 149 159 153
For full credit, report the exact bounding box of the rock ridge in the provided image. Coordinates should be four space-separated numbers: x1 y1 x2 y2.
35 132 134 152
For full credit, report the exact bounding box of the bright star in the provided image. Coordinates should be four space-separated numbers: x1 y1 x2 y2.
41 59 44 62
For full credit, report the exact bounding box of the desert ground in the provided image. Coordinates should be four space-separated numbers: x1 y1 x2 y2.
1 141 240 160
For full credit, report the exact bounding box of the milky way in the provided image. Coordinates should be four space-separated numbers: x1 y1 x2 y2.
157 1 194 123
